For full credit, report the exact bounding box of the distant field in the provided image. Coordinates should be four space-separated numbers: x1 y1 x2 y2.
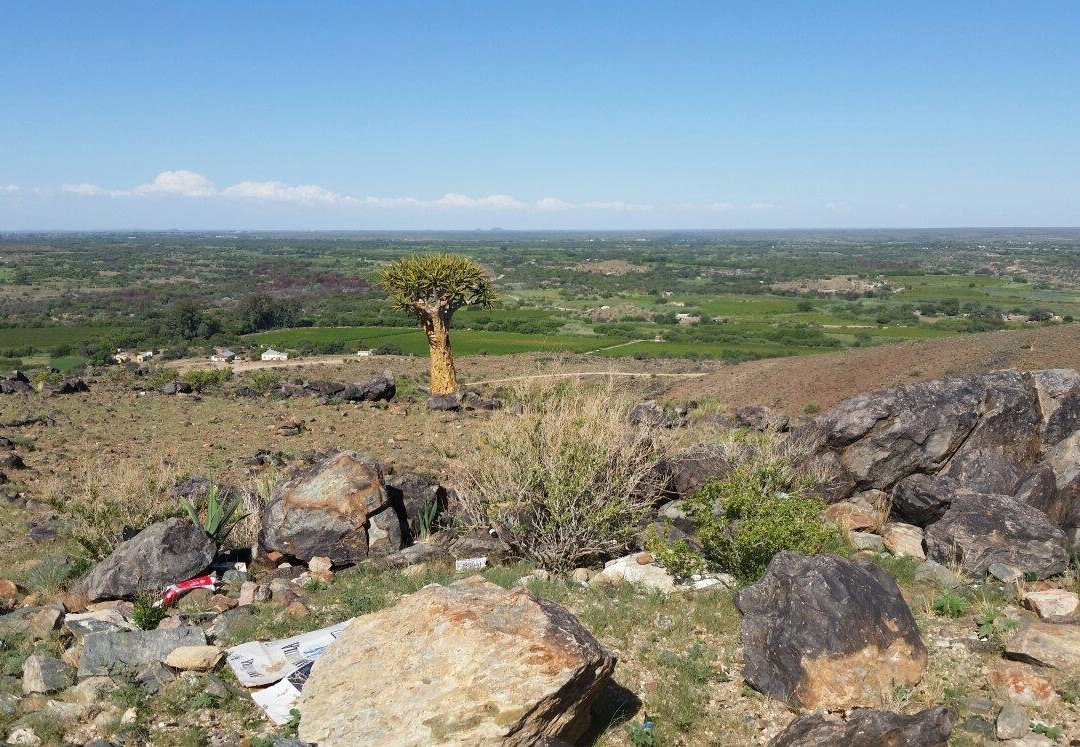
0 326 125 348
245 326 625 356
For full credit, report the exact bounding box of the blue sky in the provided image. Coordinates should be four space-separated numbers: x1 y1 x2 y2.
2 1 1078 229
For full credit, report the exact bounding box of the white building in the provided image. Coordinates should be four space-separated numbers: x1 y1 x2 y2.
136 351 155 362
356 349 373 357
210 349 236 363
261 348 289 361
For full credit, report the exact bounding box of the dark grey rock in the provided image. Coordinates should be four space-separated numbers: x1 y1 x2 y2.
134 660 176 694
305 379 345 396
1014 464 1066 524
79 626 206 677
944 448 1021 495
924 492 1068 579
79 518 217 601
341 371 396 402
426 393 461 411
735 404 789 432
769 707 954 747
735 552 927 709
162 381 192 395
1030 368 1080 446
891 474 961 526
629 400 679 428
661 444 731 499
385 471 446 543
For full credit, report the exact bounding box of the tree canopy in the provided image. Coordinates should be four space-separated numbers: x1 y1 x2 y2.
380 254 496 319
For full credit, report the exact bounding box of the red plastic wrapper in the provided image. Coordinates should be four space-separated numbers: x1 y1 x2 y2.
160 574 217 607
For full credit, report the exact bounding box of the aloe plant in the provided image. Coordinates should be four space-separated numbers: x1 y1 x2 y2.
418 500 440 541
181 484 249 544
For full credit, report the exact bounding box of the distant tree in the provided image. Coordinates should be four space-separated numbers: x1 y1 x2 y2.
164 300 214 341
380 254 496 395
234 293 302 334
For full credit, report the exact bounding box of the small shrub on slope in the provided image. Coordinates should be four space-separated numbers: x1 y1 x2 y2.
653 432 848 585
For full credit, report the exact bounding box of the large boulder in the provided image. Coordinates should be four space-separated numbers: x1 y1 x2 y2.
298 576 616 746
79 518 216 602
341 371 395 402
258 451 388 564
923 492 1068 579
735 552 927 710
770 707 954 747
799 370 1064 501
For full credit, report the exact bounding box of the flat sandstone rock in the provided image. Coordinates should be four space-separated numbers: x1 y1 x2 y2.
298 576 616 746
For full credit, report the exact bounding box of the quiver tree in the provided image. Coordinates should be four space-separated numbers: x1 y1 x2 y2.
380 254 496 395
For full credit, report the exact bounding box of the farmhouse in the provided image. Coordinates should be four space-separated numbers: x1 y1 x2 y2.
356 349 373 357
675 313 701 325
112 351 131 364
210 349 237 363
261 348 289 361
135 351 155 363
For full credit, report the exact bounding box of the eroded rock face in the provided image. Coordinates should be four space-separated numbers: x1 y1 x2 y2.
79 518 216 602
298 576 616 746
735 552 927 710
923 493 1068 579
1030 369 1080 446
891 474 961 526
769 707 954 747
258 451 387 564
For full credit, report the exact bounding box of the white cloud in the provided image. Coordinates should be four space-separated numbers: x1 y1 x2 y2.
222 180 348 204
897 203 910 212
536 196 572 210
62 182 126 197
434 193 526 209
704 201 737 211
583 200 652 211
825 201 852 211
0 185 21 193
749 202 777 210
134 170 217 197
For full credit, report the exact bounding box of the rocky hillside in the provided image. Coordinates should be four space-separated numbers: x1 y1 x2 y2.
2 364 1080 744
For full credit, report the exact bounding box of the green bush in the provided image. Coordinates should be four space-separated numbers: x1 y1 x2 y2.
655 434 848 584
240 368 282 393
144 369 177 390
180 368 233 392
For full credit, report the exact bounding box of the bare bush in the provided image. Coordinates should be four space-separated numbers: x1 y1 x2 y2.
453 378 673 571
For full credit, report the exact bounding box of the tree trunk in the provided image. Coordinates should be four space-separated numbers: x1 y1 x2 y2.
423 314 458 395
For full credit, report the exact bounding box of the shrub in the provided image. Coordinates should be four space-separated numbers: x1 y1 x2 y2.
454 379 673 571
239 368 281 393
132 592 168 630
144 369 177 390
932 589 969 617
655 432 848 584
373 342 405 356
180 484 249 544
180 367 233 392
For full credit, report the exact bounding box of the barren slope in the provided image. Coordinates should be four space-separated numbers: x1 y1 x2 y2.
668 323 1080 415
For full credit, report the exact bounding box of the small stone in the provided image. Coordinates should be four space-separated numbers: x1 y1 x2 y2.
308 556 333 573
1004 621 1080 669
824 501 879 532
996 702 1028 740
28 608 63 640
635 553 654 565
989 562 1023 582
960 696 996 719
915 560 961 588
0 579 18 608
850 531 886 552
570 568 594 584
988 660 1056 706
165 645 222 671
121 706 137 724
22 655 75 694
1022 589 1079 620
177 587 212 610
64 676 115 705
207 594 238 614
238 581 259 606
44 699 87 721
882 522 925 560
5 726 41 745
286 601 310 618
